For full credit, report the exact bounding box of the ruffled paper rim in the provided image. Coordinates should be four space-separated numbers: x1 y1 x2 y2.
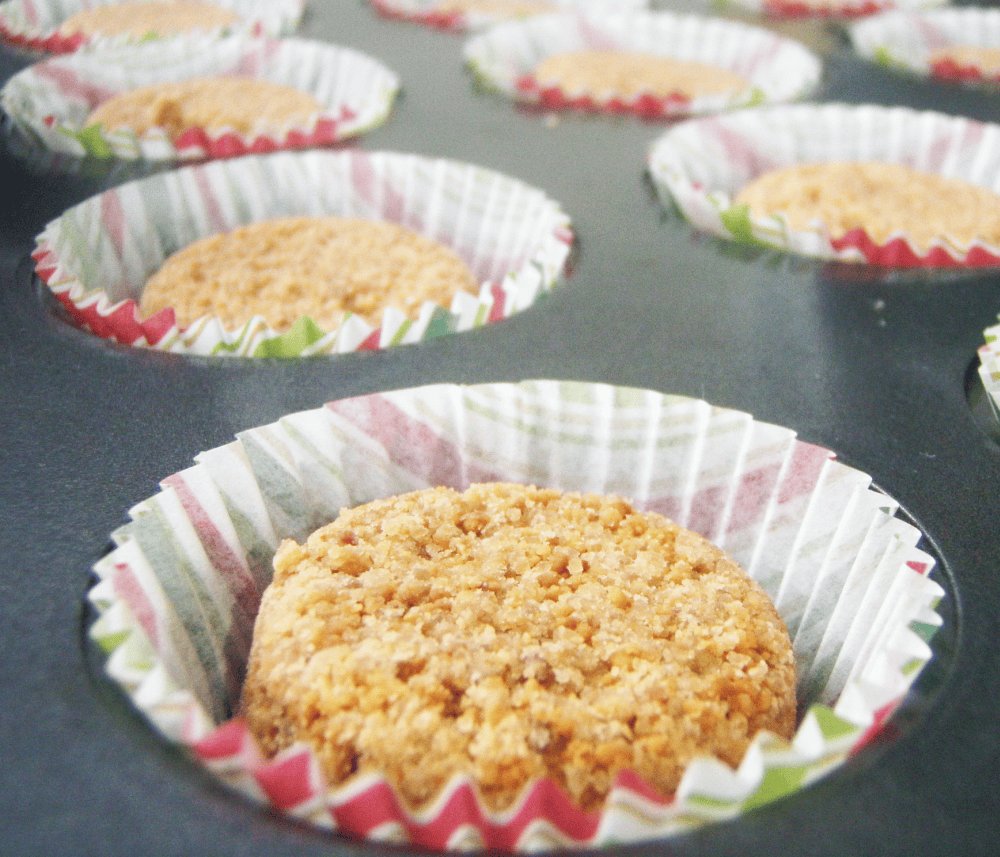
647 102 1000 268
1 34 400 163
849 8 1000 84
87 379 944 850
463 11 821 119
978 317 1000 421
32 149 574 357
368 0 647 33
718 0 944 21
0 0 304 54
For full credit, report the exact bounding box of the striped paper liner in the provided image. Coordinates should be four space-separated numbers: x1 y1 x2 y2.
0 0 303 54
0 35 400 163
368 0 647 33
463 11 821 119
850 8 1000 83
717 0 944 21
979 316 1000 420
88 379 943 850
647 102 1000 268
32 148 574 357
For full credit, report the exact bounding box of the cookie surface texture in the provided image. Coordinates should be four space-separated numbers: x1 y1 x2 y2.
532 49 747 102
734 160 1000 252
59 0 239 38
241 483 797 812
87 77 322 140
139 215 480 331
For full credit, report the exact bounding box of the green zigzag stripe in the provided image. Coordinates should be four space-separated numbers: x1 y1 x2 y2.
741 764 808 812
720 204 771 248
811 704 860 741
94 628 130 655
61 124 113 158
424 305 457 339
873 46 895 69
251 316 327 357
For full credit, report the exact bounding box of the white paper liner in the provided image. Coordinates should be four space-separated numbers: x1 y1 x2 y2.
0 34 400 163
463 11 821 118
716 0 944 22
0 0 303 53
978 316 1000 420
369 0 647 33
32 148 574 357
849 8 1000 81
87 379 943 850
647 102 1000 268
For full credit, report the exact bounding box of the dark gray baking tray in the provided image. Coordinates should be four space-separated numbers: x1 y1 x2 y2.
2 1 999 854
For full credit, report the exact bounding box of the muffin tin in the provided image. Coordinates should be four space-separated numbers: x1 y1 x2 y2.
1 1 999 856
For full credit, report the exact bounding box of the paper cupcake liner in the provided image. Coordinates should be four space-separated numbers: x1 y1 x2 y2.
86 379 943 850
717 0 944 21
463 12 821 119
850 8 1000 84
32 148 574 357
1 34 400 163
647 102 1000 268
368 0 647 33
0 0 303 54
978 317 1000 420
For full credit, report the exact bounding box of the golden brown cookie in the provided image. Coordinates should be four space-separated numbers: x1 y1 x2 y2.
734 161 1000 251
58 0 239 39
241 482 797 812
139 216 480 331
86 77 322 140
532 49 748 102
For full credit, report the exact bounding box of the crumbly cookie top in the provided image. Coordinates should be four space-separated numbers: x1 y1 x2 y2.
734 160 1000 252
532 50 747 102
139 215 479 331
241 483 796 812
87 77 322 140
59 0 239 38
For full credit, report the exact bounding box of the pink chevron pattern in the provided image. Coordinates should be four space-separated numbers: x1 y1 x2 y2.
173 114 351 160
725 460 788 533
190 718 610 849
325 395 505 487
516 75 692 119
931 56 1000 84
161 473 262 633
368 0 464 30
33 61 114 105
0 23 85 52
777 441 832 504
254 747 328 811
830 227 1000 267
762 0 884 17
111 562 160 649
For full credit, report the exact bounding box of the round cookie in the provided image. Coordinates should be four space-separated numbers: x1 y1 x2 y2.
139 215 480 331
532 49 748 102
86 77 323 140
240 482 797 812
734 160 1000 252
58 0 240 39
